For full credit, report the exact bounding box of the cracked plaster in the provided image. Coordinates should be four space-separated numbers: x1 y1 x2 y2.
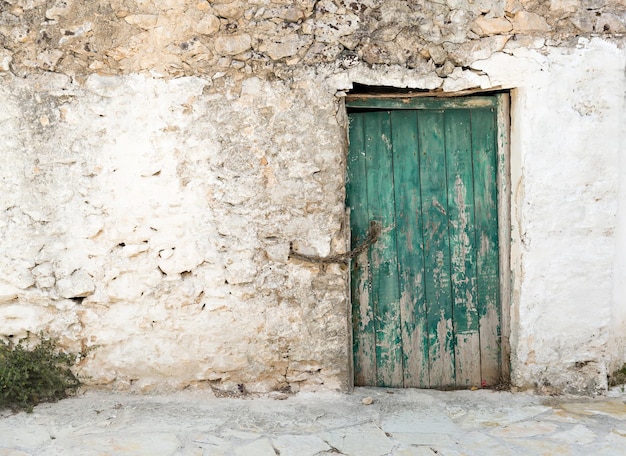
0 0 625 394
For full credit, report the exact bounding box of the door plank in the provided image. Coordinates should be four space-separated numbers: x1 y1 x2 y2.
417 110 456 387
347 112 376 386
471 108 501 385
444 109 481 388
390 110 429 388
348 98 503 389
363 111 404 387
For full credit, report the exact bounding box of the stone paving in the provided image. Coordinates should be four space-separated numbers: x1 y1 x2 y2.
1 387 626 455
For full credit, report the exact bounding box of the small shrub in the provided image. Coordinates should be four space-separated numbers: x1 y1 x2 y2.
609 364 626 387
0 334 81 413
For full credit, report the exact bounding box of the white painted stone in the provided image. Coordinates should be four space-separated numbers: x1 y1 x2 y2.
56 270 95 299
472 38 626 393
0 282 19 301
0 1 624 396
442 67 491 92
0 49 12 72
157 242 204 275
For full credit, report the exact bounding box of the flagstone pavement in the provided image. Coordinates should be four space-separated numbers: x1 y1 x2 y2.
1 387 625 455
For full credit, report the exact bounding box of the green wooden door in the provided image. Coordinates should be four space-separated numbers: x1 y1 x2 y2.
346 96 502 388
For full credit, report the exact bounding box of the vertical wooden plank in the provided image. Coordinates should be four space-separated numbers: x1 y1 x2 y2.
390 110 429 388
444 109 481 388
471 107 502 385
496 93 511 383
347 112 376 386
364 111 404 387
417 110 456 388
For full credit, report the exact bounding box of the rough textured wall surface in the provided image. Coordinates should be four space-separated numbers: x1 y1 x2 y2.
1 0 625 393
1 0 625 80
474 39 625 394
0 72 350 392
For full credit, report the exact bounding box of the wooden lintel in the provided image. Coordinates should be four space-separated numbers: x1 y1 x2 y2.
345 86 505 101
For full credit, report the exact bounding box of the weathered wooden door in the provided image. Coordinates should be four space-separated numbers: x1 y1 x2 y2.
346 95 503 388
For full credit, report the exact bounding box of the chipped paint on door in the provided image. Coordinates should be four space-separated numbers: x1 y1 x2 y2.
346 95 502 388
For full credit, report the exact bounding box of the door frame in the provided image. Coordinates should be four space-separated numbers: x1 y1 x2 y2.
342 91 511 388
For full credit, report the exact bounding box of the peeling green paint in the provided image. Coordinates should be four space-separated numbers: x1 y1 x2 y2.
347 97 502 388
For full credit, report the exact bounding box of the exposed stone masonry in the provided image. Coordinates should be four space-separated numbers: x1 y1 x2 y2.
0 1 625 394
1 0 624 82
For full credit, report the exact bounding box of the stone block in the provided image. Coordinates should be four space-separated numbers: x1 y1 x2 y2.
212 1 245 20
443 68 491 91
0 49 12 72
214 34 252 55
56 270 95 299
471 16 513 36
32 263 55 289
0 282 19 302
505 0 523 14
193 15 220 35
595 13 626 33
446 35 509 66
550 0 579 12
259 34 310 60
512 11 552 33
45 0 74 20
124 14 158 29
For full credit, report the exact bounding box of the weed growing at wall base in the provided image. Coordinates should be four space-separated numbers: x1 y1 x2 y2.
0 334 80 413
609 364 626 388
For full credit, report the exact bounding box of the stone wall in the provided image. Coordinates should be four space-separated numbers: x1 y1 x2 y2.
1 0 625 80
0 72 350 392
1 0 625 393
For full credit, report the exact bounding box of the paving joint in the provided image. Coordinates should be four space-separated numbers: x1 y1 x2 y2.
1 387 625 455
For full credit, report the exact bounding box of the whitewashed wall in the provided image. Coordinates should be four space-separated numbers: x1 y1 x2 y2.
333 37 626 393
0 72 350 392
1 0 625 394
478 38 626 393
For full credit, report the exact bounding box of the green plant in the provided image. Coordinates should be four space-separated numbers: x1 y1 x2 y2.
0 334 81 413
609 364 626 388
